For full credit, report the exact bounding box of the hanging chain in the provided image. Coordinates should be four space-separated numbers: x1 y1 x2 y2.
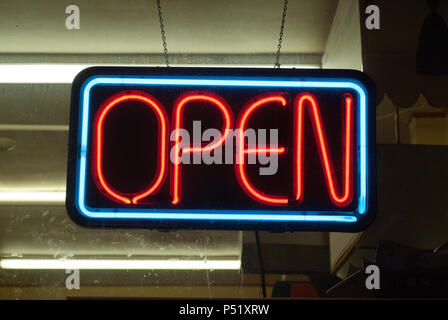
156 0 287 68
274 0 289 68
156 0 169 67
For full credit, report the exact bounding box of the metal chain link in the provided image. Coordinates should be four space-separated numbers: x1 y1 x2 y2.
156 0 169 67
274 0 289 68
157 0 287 68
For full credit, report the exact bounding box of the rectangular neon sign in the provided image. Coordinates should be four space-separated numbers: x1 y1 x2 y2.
66 67 376 231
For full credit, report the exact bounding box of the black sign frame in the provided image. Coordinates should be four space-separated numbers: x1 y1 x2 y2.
66 66 376 232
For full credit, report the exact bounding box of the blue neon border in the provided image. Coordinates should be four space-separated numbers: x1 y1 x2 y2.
75 75 369 224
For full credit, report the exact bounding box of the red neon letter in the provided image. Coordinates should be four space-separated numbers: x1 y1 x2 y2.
235 94 288 206
92 91 168 204
293 93 353 207
171 92 233 205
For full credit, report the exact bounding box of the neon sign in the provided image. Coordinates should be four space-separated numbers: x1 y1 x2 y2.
66 67 376 231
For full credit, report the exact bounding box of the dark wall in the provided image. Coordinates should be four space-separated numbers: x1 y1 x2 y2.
360 144 448 250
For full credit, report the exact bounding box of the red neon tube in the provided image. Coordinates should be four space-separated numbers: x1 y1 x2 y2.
235 94 288 206
293 93 353 206
92 91 168 204
171 92 233 205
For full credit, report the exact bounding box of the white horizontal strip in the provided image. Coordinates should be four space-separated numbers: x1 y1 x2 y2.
0 63 320 84
0 192 66 203
0 258 241 270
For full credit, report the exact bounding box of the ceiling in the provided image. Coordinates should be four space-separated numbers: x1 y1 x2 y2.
0 82 328 271
0 0 338 54
0 0 334 285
